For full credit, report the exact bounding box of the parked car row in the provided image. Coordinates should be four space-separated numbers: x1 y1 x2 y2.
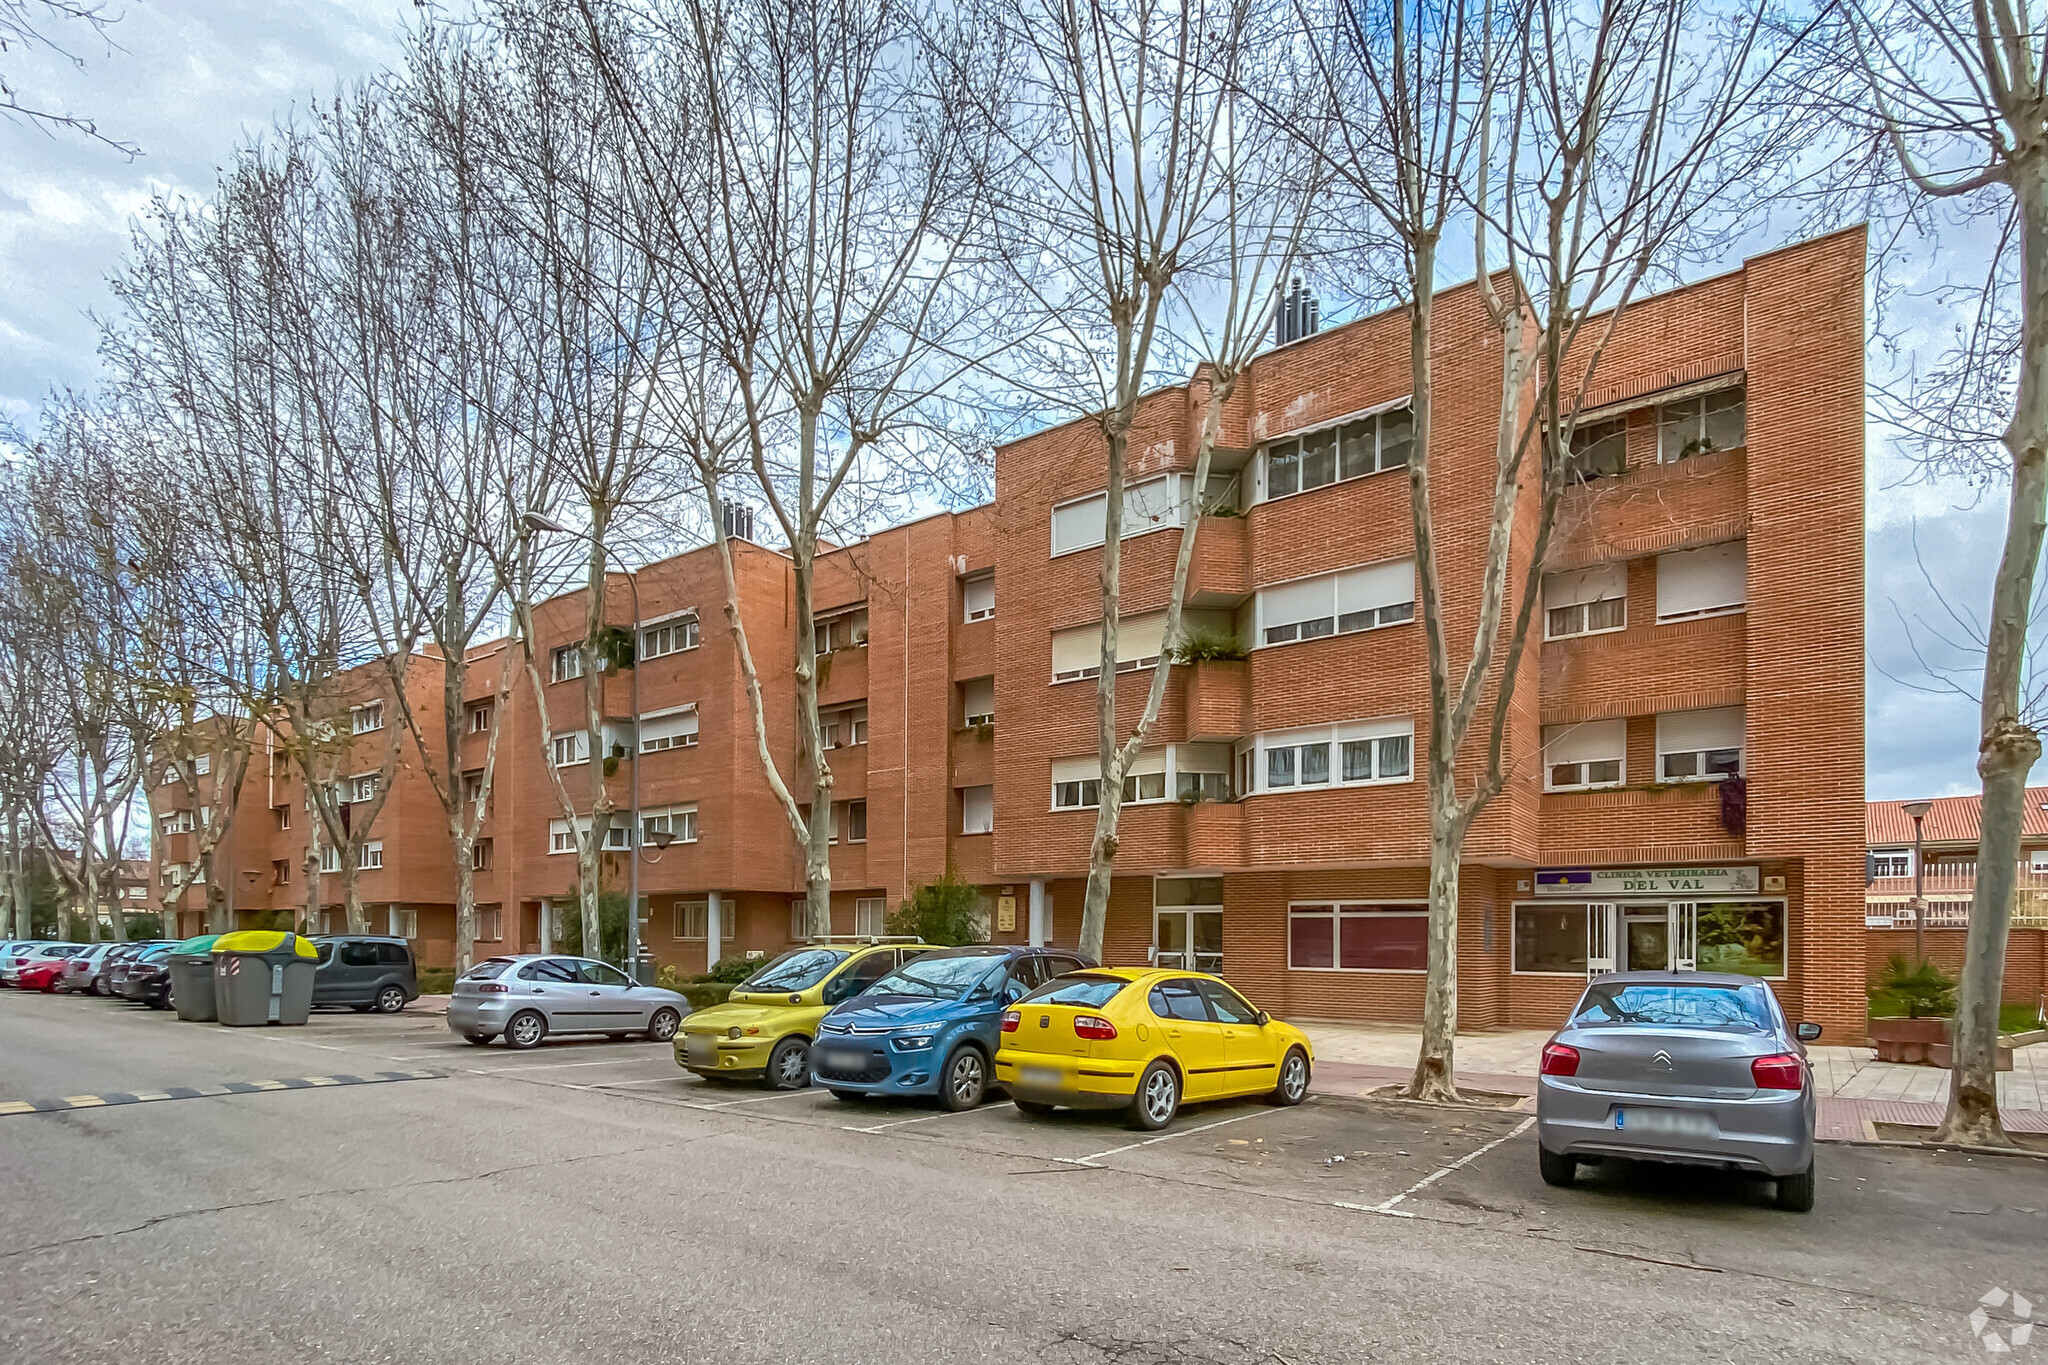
0 934 422 1013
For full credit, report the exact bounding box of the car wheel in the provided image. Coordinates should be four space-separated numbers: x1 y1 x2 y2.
939 1046 988 1112
375 984 406 1014
1126 1061 1180 1131
1774 1162 1816 1213
506 1010 548 1050
829 1089 865 1103
1271 1048 1310 1106
90 980 107 997
148 995 169 1011
462 1033 494 1046
767 1037 811 1090
646 1008 681 1043
1012 1099 1055 1117
1538 1147 1578 1187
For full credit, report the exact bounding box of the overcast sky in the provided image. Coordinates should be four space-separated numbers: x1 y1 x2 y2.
0 1 2018 803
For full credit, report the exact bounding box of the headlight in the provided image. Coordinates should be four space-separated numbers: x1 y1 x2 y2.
891 1024 940 1051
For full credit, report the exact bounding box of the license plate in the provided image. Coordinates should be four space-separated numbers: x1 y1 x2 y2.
1020 1066 1063 1087
1614 1107 1717 1139
823 1049 866 1070
684 1036 715 1063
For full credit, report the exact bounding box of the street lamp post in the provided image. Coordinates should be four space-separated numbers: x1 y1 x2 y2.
1901 799 1933 964
523 513 647 981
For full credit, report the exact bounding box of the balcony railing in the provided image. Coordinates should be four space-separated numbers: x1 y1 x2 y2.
1866 861 2048 929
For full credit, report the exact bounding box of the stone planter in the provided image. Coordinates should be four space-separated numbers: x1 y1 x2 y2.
1868 1016 1948 1065
1927 1042 2015 1072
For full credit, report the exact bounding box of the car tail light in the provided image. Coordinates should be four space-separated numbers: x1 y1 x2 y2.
1072 1014 1117 1040
1001 1010 1020 1033
1751 1053 1804 1090
1539 1042 1580 1077
477 982 509 994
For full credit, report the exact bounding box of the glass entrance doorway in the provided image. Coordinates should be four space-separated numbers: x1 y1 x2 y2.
1586 902 1698 975
1153 876 1225 971
1624 912 1669 972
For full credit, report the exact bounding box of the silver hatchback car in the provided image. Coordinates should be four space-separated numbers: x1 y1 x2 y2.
448 955 691 1049
1536 971 1821 1212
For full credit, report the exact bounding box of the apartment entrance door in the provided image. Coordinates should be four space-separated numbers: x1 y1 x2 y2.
1154 911 1223 972
1589 902 1699 974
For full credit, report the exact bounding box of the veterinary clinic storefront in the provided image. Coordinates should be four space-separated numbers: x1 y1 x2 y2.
1511 865 1788 981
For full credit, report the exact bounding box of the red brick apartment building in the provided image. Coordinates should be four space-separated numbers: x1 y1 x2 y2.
150 228 1869 1035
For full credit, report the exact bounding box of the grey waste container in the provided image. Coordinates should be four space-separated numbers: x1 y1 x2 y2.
212 931 317 1027
170 934 223 1022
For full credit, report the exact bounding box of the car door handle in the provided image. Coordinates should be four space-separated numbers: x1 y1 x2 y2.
588 990 602 996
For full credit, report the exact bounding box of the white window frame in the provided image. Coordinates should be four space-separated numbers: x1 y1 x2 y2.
1543 563 1628 640
1253 559 1416 648
1655 541 1748 623
1050 746 1227 810
1655 706 1746 782
351 702 384 734
962 676 995 728
1285 901 1430 973
855 897 888 936
194 753 211 776
674 899 709 940
468 703 493 734
1238 719 1415 796
1050 474 1191 557
791 898 810 941
639 610 700 660
1542 719 1627 792
639 705 700 753
602 820 631 852
471 838 493 871
962 784 996 833
642 804 699 845
552 731 590 767
358 841 384 871
1256 399 1414 504
320 845 343 873
1871 850 1910 879
843 799 867 843
822 705 869 749
348 773 378 803
962 573 995 623
1050 611 1170 683
1657 385 1746 463
391 905 416 938
548 818 578 855
814 607 870 654
550 644 584 684
478 906 503 941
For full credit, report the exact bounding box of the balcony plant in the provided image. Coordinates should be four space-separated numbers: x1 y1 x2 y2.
1170 626 1248 664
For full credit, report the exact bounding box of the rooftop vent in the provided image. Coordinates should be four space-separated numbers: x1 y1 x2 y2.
1273 276 1320 346
717 498 755 544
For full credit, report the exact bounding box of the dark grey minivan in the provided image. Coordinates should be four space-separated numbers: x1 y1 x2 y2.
310 936 419 1013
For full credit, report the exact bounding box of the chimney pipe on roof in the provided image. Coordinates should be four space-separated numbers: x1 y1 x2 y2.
1273 276 1321 346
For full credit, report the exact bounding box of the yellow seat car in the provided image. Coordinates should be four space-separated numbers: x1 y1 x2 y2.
675 939 930 1088
994 967 1313 1130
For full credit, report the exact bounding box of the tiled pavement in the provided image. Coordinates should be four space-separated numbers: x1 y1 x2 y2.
1298 1020 2048 1142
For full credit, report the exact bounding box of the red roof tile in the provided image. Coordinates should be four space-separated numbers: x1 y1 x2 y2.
1867 788 2048 846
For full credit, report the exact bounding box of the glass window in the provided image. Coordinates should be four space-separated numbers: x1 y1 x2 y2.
1023 975 1129 1008
1340 910 1427 970
578 961 631 986
871 949 1006 1000
1379 408 1413 468
1122 771 1167 802
1571 980 1775 1030
1148 979 1212 1021
1300 742 1330 785
1342 741 1374 782
340 942 379 967
743 948 850 992
1268 440 1299 498
1197 979 1260 1024
1267 747 1296 788
1300 429 1336 489
1339 420 1374 479
1154 877 1224 908
1378 735 1411 779
1569 417 1627 478
1289 911 1335 968
375 943 409 965
1695 901 1786 978
1514 905 1588 973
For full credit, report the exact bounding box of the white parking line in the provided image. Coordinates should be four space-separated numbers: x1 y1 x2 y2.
844 1101 1014 1134
472 1056 672 1073
689 1088 828 1109
1059 1105 1286 1167
1335 1116 1536 1218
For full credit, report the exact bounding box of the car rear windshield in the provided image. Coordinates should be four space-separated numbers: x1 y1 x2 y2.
869 950 1005 1000
742 948 850 993
1571 981 1775 1030
462 960 512 980
1021 974 1128 1009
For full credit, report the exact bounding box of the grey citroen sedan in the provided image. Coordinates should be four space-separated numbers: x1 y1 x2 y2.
1535 971 1821 1212
448 954 689 1049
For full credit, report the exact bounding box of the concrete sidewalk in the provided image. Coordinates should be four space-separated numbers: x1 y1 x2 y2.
1299 1020 2048 1141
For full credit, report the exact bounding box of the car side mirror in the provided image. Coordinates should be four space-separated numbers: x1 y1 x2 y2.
1796 1022 1822 1042
1256 1010 1271 1026
1004 981 1027 1005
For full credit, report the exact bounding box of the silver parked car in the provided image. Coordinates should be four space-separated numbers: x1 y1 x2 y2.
448 955 690 1049
1535 971 1821 1212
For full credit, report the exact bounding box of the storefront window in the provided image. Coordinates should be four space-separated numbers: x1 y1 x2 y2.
1694 900 1785 978
1514 904 1588 973
1289 904 1427 970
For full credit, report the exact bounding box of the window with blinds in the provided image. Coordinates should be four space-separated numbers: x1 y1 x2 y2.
961 676 994 727
1656 542 1747 622
1656 706 1745 780
1544 563 1627 639
1258 559 1416 645
639 707 699 753
1050 475 1189 556
1051 612 1168 681
1542 719 1626 790
962 573 995 622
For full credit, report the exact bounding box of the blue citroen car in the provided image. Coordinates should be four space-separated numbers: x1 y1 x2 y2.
811 945 1094 1109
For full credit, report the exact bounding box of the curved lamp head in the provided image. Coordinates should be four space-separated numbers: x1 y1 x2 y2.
1900 800 1933 822
648 828 676 850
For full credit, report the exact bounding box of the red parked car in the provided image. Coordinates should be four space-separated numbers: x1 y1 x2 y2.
16 955 72 992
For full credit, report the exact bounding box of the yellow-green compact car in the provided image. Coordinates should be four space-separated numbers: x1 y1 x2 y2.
675 939 931 1088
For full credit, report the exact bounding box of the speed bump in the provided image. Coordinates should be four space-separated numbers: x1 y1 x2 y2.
0 1069 442 1116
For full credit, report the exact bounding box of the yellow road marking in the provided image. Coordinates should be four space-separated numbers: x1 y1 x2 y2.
0 1101 34 1114
63 1096 106 1108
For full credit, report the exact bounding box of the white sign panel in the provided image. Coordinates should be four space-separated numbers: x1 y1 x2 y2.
1535 866 1761 897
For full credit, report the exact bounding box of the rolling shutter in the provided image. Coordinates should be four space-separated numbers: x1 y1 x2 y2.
1656 542 1747 620
1541 718 1625 767
1544 562 1625 608
1337 558 1415 614
1656 706 1745 753
1052 493 1107 555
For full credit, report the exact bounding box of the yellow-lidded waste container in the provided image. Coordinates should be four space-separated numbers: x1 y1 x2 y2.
212 931 318 1027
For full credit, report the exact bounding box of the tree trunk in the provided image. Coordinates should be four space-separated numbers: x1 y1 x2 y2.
581 521 609 958
1078 418 1130 966
1937 169 2048 1148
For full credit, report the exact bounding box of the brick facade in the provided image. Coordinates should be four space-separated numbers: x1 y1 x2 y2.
150 228 1871 1038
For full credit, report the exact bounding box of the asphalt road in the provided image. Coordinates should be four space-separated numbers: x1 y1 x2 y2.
2 990 2043 1363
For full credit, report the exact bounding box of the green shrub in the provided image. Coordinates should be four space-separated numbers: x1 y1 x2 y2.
415 967 456 995
708 955 762 983
1170 627 1248 664
887 870 987 946
1870 955 1956 1019
656 964 738 1008
548 891 631 966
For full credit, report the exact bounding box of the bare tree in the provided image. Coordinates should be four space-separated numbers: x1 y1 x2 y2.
1292 0 1818 1099
1821 0 2048 1147
0 0 131 152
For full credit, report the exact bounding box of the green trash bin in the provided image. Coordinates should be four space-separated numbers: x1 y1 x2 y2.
170 934 223 1022
212 931 318 1027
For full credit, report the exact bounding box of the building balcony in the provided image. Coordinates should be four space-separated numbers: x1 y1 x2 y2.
1866 862 2048 929
1181 660 1249 742
1186 515 1252 604
1183 799 1242 868
816 644 868 706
